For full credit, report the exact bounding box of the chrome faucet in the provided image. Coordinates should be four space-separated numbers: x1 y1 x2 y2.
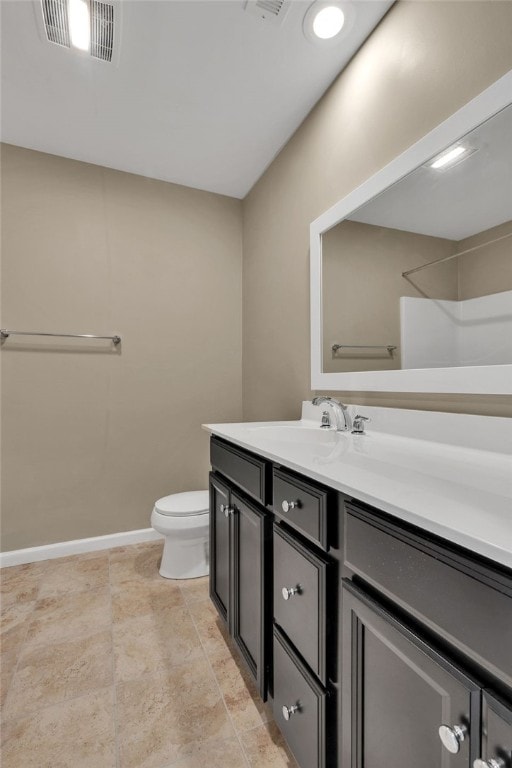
312 396 352 432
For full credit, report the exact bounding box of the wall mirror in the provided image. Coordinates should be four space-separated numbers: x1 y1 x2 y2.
310 71 512 393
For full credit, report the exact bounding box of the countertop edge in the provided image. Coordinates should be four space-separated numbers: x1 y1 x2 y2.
204 422 512 570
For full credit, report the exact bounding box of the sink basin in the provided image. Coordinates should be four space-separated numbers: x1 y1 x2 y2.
247 424 341 446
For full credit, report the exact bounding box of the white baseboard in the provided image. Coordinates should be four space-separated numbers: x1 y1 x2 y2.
0 528 164 569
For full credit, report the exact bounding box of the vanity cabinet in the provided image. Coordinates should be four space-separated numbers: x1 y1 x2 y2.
341 582 481 768
208 434 512 768
342 501 512 768
209 466 272 700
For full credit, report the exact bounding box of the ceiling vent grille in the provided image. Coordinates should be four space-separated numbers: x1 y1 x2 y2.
90 1 114 61
245 0 290 26
42 0 70 47
40 0 115 61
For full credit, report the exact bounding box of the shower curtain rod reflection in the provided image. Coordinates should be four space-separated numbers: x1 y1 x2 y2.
0 330 121 344
402 231 512 278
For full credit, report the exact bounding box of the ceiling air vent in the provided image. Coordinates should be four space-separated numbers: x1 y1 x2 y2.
245 0 290 26
90 1 114 61
40 0 115 62
42 0 70 47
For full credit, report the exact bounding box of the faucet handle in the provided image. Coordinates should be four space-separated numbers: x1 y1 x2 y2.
352 414 370 435
320 411 331 429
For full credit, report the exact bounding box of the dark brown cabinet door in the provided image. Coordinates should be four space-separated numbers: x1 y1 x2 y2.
479 692 512 768
231 491 270 700
209 473 271 700
209 473 231 623
342 581 481 768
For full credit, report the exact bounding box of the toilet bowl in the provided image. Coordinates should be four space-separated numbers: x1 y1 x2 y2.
150 490 209 579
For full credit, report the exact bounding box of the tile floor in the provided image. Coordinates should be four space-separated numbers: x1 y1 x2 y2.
0 541 298 768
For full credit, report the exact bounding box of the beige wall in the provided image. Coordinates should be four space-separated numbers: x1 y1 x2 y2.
322 221 457 372
242 0 512 420
458 221 512 300
1 145 242 551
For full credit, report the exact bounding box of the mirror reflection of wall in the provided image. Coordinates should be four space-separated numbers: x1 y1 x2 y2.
321 104 512 374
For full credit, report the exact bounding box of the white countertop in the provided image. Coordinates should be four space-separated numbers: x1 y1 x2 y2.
203 404 512 569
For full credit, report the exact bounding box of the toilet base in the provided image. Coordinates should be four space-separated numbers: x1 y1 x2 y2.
159 533 209 580
150 498 209 581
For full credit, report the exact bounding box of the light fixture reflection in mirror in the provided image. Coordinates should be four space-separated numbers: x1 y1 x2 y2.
321 103 512 375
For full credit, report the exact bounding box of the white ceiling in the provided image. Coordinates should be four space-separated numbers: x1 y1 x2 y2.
0 0 392 198
349 103 512 240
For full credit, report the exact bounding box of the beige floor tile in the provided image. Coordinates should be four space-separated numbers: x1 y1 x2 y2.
38 553 109 599
3 630 113 720
240 722 299 768
188 598 235 657
112 579 184 623
24 587 111 650
1 687 116 768
164 734 249 767
113 606 204 681
0 601 35 656
46 550 112 564
210 650 272 732
179 576 209 605
110 539 163 557
109 542 165 586
117 657 234 768
0 562 47 608
0 651 18 709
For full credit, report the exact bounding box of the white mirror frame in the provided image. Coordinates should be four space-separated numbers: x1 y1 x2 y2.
310 70 512 394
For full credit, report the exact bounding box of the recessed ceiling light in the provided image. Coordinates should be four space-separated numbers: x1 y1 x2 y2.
313 5 345 39
427 144 478 171
430 146 467 169
303 2 353 45
68 0 90 51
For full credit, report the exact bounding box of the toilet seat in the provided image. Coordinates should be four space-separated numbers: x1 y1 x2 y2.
154 490 209 517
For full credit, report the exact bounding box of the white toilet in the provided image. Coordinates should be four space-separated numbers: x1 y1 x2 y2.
150 490 210 579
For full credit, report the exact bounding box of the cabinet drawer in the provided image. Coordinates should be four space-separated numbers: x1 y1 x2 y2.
210 437 269 505
273 625 328 768
274 524 331 684
273 467 331 549
344 503 512 689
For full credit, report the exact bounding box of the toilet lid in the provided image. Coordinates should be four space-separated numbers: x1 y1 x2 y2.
154 490 209 517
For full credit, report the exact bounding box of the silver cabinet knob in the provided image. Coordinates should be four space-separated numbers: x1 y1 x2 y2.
474 760 505 768
282 585 301 600
439 724 467 754
220 504 233 518
281 499 298 513
282 703 300 721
